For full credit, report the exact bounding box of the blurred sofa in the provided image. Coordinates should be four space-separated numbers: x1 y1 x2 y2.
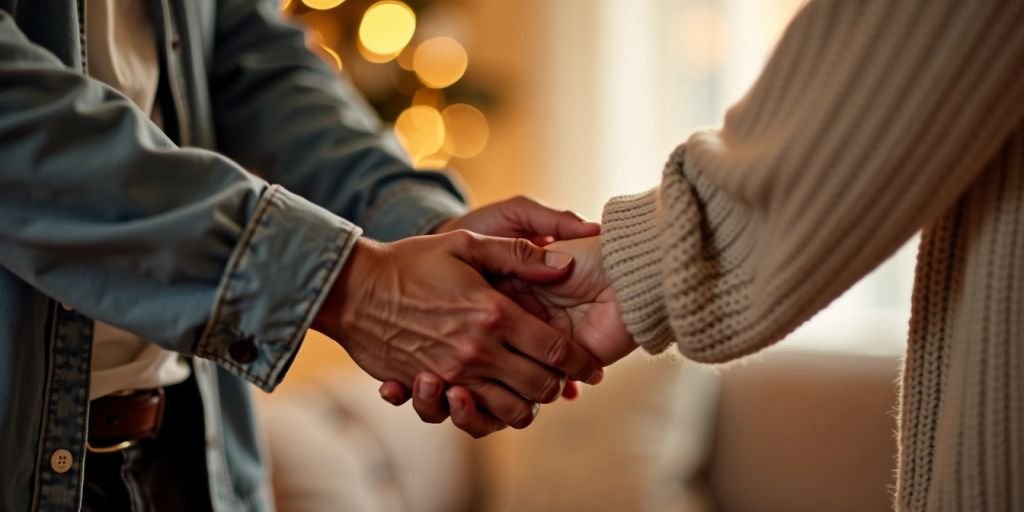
258 349 901 512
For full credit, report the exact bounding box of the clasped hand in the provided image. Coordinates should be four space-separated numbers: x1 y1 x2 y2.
312 197 637 436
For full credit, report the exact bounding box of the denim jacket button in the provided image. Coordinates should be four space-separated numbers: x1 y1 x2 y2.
50 449 73 473
228 337 258 364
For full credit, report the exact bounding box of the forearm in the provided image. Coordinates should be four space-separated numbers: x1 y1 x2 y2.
603 0 1024 361
0 11 359 391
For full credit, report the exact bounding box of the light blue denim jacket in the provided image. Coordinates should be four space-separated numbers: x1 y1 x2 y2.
0 1 466 510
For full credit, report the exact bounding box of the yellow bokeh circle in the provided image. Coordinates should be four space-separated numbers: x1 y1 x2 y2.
442 104 488 159
302 0 345 11
413 37 468 89
358 1 416 62
394 105 445 160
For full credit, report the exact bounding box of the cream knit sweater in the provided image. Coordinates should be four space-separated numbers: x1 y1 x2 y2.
600 1 1024 510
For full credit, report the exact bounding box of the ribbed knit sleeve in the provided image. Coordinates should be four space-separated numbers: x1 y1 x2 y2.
601 0 1024 362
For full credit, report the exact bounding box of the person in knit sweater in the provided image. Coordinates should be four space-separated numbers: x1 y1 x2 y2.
382 0 1024 509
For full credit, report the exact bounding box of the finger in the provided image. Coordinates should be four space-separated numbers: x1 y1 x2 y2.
496 294 604 385
505 196 602 240
561 380 582 401
494 278 550 321
445 387 507 438
465 380 539 430
488 350 565 404
453 232 573 284
528 234 556 247
379 381 411 405
411 373 450 423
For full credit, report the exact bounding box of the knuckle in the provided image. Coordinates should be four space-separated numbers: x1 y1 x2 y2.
510 237 536 263
446 229 477 251
476 300 504 329
455 343 486 366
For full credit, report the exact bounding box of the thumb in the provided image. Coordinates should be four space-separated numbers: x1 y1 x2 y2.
451 232 574 283
503 197 602 240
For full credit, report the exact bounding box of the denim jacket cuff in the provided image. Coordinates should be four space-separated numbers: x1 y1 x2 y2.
361 181 468 241
195 185 360 392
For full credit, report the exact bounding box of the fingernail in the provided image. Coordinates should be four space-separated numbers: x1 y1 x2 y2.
586 368 604 385
544 251 573 269
446 390 463 412
417 377 439 400
531 403 541 418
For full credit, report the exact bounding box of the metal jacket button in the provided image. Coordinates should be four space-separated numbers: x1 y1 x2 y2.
228 337 258 364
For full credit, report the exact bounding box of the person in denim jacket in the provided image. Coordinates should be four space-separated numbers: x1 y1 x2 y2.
0 1 603 510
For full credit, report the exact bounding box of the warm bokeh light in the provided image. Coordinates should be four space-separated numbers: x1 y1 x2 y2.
357 41 397 64
358 1 416 63
394 105 446 161
413 37 468 89
302 0 345 10
441 103 489 159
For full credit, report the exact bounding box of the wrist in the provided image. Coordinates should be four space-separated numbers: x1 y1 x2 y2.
312 237 383 337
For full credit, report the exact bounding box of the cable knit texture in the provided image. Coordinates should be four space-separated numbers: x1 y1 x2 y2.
600 0 1024 510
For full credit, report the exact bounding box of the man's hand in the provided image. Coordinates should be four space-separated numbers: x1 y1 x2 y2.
380 236 637 437
312 231 604 430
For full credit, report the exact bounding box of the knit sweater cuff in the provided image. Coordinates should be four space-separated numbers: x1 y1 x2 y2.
601 189 675 354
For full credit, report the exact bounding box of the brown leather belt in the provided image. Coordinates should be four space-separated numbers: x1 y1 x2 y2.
87 388 166 454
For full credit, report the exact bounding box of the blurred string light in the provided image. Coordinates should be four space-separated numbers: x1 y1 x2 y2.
358 1 416 63
283 0 488 169
413 36 468 89
394 105 445 161
441 104 488 159
302 0 345 10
